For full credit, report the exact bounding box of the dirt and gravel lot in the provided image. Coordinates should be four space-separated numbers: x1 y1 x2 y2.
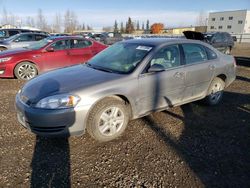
0 48 249 187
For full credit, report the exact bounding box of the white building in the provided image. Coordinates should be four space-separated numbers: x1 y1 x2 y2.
208 9 250 34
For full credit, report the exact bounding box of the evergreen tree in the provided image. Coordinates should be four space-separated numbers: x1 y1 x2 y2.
120 22 124 33
126 17 134 34
114 20 118 33
136 21 140 30
146 20 150 31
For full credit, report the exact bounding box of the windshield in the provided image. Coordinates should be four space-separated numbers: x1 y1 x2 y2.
26 38 51 50
87 43 153 74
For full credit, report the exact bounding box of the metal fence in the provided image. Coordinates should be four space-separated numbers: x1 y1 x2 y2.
231 34 250 43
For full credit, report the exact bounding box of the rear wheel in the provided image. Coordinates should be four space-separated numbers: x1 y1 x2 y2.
14 62 38 80
205 77 225 105
87 97 130 142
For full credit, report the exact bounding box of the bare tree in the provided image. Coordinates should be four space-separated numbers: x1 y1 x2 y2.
196 11 208 26
36 9 48 30
1 7 8 25
64 9 78 33
26 16 35 27
52 13 61 33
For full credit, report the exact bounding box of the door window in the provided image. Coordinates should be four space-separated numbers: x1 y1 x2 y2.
50 40 70 50
182 44 208 64
0 30 6 37
70 39 92 49
15 34 34 42
8 30 19 36
150 45 180 69
35 34 47 41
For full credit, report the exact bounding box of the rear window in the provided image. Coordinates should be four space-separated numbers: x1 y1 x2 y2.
182 44 208 64
205 47 217 60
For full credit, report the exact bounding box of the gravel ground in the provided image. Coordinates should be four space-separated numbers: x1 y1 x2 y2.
0 60 249 187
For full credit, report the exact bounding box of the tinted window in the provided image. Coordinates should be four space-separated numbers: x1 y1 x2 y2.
8 30 19 36
15 34 34 42
213 33 223 42
70 39 92 49
50 40 70 50
35 34 47 41
205 47 217 60
150 45 180 69
182 44 208 64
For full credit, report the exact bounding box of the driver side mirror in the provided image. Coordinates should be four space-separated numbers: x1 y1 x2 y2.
46 47 54 52
148 64 165 73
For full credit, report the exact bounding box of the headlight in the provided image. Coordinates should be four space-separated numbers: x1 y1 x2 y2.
0 57 12 63
35 94 81 109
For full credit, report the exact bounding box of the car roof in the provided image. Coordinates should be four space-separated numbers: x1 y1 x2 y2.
47 35 84 40
122 38 192 46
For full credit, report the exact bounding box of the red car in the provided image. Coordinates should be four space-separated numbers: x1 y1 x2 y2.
0 36 107 80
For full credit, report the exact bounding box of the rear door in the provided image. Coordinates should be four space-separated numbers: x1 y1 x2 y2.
181 43 216 101
42 39 71 71
138 44 186 114
68 39 93 65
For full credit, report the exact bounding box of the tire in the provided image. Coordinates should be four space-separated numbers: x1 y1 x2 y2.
224 47 231 55
14 62 38 80
205 77 225 106
0 47 7 51
86 97 130 142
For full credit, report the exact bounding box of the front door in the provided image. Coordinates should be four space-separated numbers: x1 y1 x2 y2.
42 39 71 71
138 44 186 115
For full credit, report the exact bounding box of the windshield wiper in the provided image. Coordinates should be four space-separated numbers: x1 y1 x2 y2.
86 63 113 73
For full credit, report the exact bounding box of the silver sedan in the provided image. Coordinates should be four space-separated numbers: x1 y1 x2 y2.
15 38 236 142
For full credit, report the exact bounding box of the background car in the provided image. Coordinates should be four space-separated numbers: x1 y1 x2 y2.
15 38 236 142
0 36 107 80
183 31 234 54
0 33 49 51
0 28 49 40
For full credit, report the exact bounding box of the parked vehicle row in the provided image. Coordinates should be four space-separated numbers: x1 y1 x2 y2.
0 36 107 80
15 38 236 142
0 28 49 40
0 33 49 51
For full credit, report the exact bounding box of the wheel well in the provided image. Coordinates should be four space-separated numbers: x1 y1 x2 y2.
0 46 7 49
13 61 38 77
216 74 227 82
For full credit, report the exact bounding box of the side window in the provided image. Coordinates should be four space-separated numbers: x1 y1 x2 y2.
0 30 6 37
182 44 208 64
213 33 223 43
15 34 34 42
8 30 19 36
149 45 181 69
205 47 217 60
70 39 92 49
50 40 70 50
35 35 47 41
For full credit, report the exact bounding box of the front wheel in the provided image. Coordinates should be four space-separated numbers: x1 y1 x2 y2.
205 77 225 105
14 62 38 80
87 97 130 142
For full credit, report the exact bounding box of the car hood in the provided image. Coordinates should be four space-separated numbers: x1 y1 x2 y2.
183 31 204 40
20 64 125 104
0 48 31 57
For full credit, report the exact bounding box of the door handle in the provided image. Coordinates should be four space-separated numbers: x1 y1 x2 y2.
209 65 215 70
174 72 185 79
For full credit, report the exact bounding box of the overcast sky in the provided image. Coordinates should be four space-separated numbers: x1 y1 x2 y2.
0 0 249 28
